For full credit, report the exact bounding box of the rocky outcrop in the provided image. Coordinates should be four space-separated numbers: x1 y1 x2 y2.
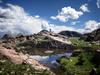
0 44 55 75
1 30 75 51
0 45 48 70
82 28 100 42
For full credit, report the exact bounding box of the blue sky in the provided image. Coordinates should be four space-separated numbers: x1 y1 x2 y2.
0 0 100 35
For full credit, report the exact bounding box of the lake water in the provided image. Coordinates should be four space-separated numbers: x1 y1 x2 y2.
30 51 72 68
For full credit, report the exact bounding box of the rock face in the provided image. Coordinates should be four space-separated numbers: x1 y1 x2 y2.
1 30 75 52
34 30 73 49
59 31 82 37
0 45 49 70
0 44 56 75
82 28 100 41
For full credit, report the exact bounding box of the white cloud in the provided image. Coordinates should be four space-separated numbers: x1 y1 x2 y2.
0 4 83 36
0 4 98 36
77 29 85 34
35 15 40 18
84 20 100 33
80 4 89 12
71 21 80 25
97 0 100 8
48 24 76 33
73 20 100 34
74 20 100 34
0 4 48 36
51 16 57 20
50 7 83 22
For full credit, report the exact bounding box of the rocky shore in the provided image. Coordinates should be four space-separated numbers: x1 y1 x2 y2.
0 44 56 75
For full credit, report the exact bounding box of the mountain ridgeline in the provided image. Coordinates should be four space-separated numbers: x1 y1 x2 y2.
0 28 100 75
0 30 75 55
59 28 100 42
82 28 100 41
1 28 100 50
59 30 82 37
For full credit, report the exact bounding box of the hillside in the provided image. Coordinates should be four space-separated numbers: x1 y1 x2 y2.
0 30 76 55
82 28 100 42
59 30 82 37
0 29 100 75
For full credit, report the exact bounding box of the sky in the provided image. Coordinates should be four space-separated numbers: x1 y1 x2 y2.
0 0 100 36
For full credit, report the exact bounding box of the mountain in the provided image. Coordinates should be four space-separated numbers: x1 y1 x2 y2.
83 28 100 41
0 30 75 55
59 31 82 37
1 34 14 39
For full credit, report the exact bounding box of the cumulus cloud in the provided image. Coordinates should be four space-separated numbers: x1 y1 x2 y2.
97 0 100 8
0 4 83 36
84 20 100 33
73 20 100 34
0 4 48 36
0 4 98 37
74 20 100 34
80 4 89 12
50 7 83 22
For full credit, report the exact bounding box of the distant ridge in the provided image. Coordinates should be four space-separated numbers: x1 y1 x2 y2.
59 30 82 37
83 28 100 41
1 34 14 39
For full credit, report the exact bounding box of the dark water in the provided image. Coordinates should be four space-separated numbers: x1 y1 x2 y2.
24 47 72 56
29 49 72 68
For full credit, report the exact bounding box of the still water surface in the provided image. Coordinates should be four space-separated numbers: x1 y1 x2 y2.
29 49 72 68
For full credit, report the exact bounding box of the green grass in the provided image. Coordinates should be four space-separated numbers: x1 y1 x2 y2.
59 52 94 75
0 57 50 75
70 37 100 49
70 37 90 48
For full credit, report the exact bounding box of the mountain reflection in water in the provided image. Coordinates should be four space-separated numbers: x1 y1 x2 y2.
30 51 72 68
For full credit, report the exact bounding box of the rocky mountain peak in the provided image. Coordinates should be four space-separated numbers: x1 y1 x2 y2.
1 34 14 39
